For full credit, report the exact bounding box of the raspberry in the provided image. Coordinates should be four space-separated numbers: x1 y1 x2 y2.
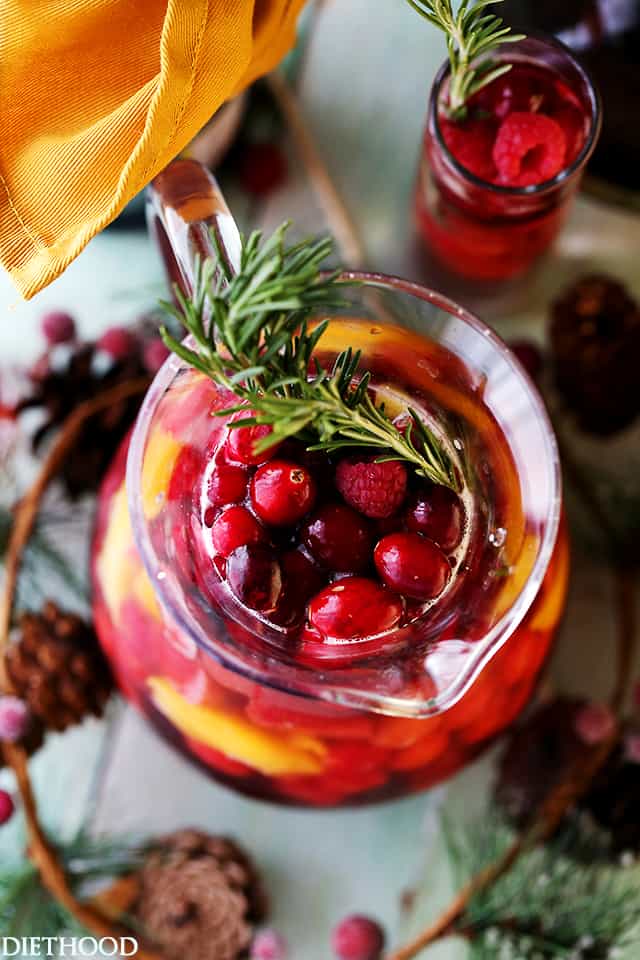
331 915 385 960
441 116 497 182
335 457 407 519
493 112 566 187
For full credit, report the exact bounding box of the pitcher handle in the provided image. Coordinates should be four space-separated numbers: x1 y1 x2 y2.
146 158 242 297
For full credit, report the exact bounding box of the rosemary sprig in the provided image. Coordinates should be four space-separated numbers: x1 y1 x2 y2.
160 223 459 491
406 0 525 118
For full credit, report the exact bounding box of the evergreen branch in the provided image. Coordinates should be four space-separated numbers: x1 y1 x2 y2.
161 223 459 491
406 0 525 117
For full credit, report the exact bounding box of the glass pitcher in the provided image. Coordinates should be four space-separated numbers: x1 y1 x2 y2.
91 158 568 807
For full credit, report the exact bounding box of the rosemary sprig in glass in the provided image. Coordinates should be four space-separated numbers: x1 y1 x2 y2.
160 223 459 491
406 0 525 118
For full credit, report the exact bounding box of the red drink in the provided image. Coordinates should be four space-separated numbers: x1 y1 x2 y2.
415 35 601 281
91 283 568 807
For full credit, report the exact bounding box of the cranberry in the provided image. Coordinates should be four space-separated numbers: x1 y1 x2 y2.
143 337 170 373
374 532 450 601
225 412 280 465
251 460 316 526
509 339 544 381
41 310 76 345
211 505 266 557
0 790 14 826
239 141 288 197
227 544 282 612
96 326 137 362
207 462 249 509
308 577 402 640
251 929 289 960
331 915 385 960
0 696 30 742
302 504 373 573
335 457 408 519
405 485 464 552
273 548 326 626
168 445 203 502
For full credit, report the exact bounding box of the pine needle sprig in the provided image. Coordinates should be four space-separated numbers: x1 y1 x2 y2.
444 814 640 959
160 223 459 491
406 0 525 118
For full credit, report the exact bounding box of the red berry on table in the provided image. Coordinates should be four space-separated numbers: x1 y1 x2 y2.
227 544 282 612
573 702 616 745
0 696 30 742
331 915 385 960
335 457 408 519
239 141 288 197
0 790 14 826
41 310 76 345
96 325 137 362
207 462 249 509
302 504 373 573
493 112 566 187
225 413 280 466
251 460 317 526
374 532 450 601
308 577 402 640
405 485 464 552
251 929 289 960
211 505 266 558
142 337 170 373
509 339 544 381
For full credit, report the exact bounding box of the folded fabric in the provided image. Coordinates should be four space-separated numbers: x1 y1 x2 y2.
0 0 305 300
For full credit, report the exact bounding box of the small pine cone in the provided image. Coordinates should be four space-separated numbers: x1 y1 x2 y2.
6 602 113 732
550 274 640 434
134 829 266 960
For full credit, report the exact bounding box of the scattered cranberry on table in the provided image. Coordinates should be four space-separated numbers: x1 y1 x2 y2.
96 325 137 362
331 915 385 960
41 310 76 345
0 790 15 826
251 929 289 960
0 696 31 742
142 337 170 374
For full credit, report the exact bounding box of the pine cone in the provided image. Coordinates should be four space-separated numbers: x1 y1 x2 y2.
6 602 113 732
550 274 640 435
134 829 267 960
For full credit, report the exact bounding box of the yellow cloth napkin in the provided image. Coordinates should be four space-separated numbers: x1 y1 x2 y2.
1 0 305 300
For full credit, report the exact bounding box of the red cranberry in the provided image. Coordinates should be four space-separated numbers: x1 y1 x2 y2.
335 457 407 519
41 310 76 345
308 577 402 640
0 696 30 742
251 929 289 960
143 337 170 373
211 505 266 558
225 412 280 466
227 544 282 612
96 326 137 361
168 446 203 502
207 462 249 508
251 460 316 526
273 549 326 626
509 339 544 381
405 485 464 552
374 532 450 601
0 790 14 826
302 504 373 573
331 915 385 960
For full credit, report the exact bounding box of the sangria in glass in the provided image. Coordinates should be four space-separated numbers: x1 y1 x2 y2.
92 160 568 807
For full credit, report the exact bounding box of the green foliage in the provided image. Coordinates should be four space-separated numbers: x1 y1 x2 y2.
160 223 458 489
406 0 525 117
444 816 640 959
